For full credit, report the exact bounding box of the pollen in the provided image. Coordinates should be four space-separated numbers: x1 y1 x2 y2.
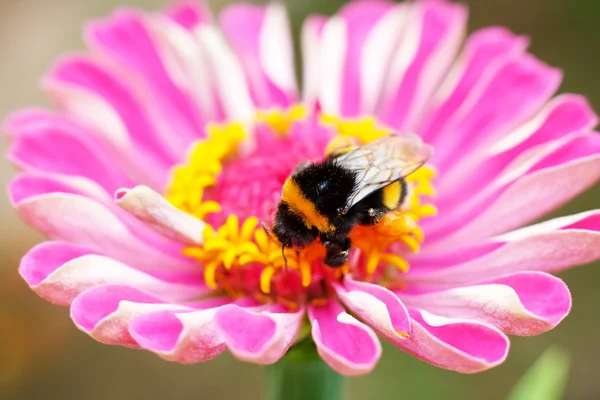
166 122 247 220
256 105 307 136
321 114 390 144
350 165 436 277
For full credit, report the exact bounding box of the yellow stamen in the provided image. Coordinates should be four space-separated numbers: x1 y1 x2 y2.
321 114 390 144
260 266 276 294
166 122 247 219
256 105 307 136
203 262 219 289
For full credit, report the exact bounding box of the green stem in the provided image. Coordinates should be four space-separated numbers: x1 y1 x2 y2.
263 340 346 400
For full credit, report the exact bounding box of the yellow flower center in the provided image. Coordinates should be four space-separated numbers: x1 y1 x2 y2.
166 106 437 304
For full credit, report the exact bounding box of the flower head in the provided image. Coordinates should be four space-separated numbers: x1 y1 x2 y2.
6 0 600 376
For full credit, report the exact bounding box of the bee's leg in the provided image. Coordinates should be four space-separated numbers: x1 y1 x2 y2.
323 237 351 268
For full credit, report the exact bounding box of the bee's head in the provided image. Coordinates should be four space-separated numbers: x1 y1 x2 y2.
273 202 318 248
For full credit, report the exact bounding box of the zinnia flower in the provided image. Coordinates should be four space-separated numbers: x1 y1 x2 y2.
6 0 600 376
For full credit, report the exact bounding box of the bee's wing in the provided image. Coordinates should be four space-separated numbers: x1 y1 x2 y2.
335 133 434 212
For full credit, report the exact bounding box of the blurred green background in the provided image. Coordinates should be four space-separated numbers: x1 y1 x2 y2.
0 0 599 399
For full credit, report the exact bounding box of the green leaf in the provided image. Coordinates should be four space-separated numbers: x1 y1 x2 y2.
263 339 346 400
506 346 571 400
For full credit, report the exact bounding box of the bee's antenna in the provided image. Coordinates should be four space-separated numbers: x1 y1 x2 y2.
281 244 288 269
261 222 273 239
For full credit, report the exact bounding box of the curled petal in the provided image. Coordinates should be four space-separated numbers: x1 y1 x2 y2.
70 285 193 347
402 272 571 336
214 304 304 364
398 310 509 373
115 185 206 245
334 277 410 340
220 2 297 107
129 301 257 363
20 241 205 306
308 300 381 376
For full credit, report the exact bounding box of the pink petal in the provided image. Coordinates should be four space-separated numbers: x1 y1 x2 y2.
85 9 206 146
419 26 529 143
377 0 468 129
129 301 254 363
20 241 204 306
334 277 411 341
214 304 304 364
319 0 405 116
402 272 571 336
308 300 381 376
11 186 195 273
301 15 327 103
431 54 562 173
220 2 297 108
410 210 600 283
397 310 509 373
115 185 205 245
425 133 600 244
6 113 135 193
163 1 211 30
435 94 598 209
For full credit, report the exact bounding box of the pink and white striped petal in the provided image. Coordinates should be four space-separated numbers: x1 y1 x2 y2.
410 210 600 283
425 133 600 244
11 186 195 272
401 272 571 336
20 241 204 306
115 185 205 245
435 94 598 208
6 112 135 193
397 310 509 373
377 0 468 129
301 15 327 103
419 26 529 143
319 0 406 117
85 9 206 147
431 55 562 173
220 2 297 108
214 304 304 365
308 300 382 376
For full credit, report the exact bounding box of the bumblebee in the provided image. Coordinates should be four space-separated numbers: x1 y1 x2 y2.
272 133 433 267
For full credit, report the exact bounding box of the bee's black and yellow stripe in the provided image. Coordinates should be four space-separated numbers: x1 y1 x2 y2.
281 178 334 233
